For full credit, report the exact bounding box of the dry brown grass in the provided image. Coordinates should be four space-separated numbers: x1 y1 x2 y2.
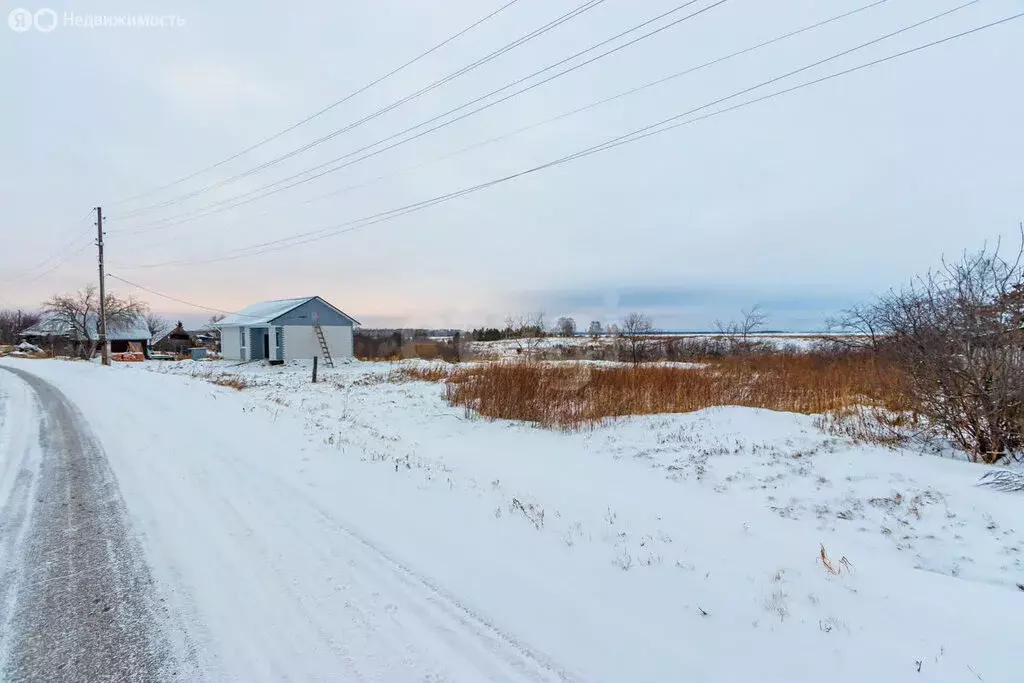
386 363 452 383
211 375 249 390
444 352 910 430
819 544 853 576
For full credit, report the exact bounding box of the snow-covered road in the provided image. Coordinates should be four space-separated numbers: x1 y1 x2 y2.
1 357 1021 682
0 363 571 682
0 366 170 682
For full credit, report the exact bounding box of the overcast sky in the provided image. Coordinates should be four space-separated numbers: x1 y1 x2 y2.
1 0 1021 330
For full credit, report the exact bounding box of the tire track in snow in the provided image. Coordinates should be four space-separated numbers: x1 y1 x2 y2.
0 372 44 672
214 444 579 683
0 367 179 682
3 364 579 680
86 371 578 681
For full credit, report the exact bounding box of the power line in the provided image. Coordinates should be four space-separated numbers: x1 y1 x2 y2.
20 231 92 274
111 0 894 241
2 210 97 284
108 0 524 206
110 0 608 220
15 209 95 270
114 2 1013 270
107 273 263 317
18 242 95 285
120 8 1020 268
111 0 729 235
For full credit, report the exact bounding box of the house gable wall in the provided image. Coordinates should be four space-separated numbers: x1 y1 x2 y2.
271 298 354 327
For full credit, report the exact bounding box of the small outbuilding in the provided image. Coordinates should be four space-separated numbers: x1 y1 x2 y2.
214 296 359 364
152 322 220 355
152 321 193 355
20 314 151 358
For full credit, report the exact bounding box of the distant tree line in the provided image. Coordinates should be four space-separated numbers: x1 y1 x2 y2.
468 315 580 341
469 326 546 342
359 328 461 340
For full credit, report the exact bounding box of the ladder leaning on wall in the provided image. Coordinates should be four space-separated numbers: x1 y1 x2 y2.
313 324 334 368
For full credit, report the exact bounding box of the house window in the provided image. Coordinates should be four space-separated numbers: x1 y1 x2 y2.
240 328 246 348
275 328 282 348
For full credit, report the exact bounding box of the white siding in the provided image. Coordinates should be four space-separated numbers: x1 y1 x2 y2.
328 326 354 359
220 326 242 360
282 325 353 361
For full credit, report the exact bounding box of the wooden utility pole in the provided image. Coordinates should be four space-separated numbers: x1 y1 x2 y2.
96 206 109 366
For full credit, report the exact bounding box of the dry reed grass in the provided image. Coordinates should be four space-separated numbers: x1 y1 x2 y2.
444 352 910 430
387 363 452 383
211 375 249 390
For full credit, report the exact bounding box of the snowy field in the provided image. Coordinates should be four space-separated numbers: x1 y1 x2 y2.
2 357 1021 681
470 333 829 359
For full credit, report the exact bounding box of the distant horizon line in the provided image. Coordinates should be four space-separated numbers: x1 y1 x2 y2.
359 327 830 336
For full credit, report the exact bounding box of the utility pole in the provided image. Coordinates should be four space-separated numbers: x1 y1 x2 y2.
96 206 109 366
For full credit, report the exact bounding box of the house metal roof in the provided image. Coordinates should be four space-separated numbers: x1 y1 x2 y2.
20 314 152 341
214 296 360 327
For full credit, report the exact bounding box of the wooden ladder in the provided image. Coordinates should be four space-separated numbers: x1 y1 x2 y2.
313 325 334 368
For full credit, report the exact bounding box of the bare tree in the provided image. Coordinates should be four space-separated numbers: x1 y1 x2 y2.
621 312 654 366
715 304 767 342
505 312 546 360
553 316 576 338
843 235 1024 463
0 309 41 344
715 304 768 354
43 285 148 359
824 303 887 351
144 313 171 340
204 314 226 348
740 304 767 341
587 320 603 339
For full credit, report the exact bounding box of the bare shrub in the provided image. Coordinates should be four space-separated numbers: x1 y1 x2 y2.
841 236 1024 463
587 320 603 339
661 336 733 361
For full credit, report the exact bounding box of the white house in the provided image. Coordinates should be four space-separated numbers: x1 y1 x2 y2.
215 296 359 363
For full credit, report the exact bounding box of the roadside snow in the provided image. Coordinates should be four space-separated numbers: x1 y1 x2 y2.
3 357 1021 682
0 369 42 676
